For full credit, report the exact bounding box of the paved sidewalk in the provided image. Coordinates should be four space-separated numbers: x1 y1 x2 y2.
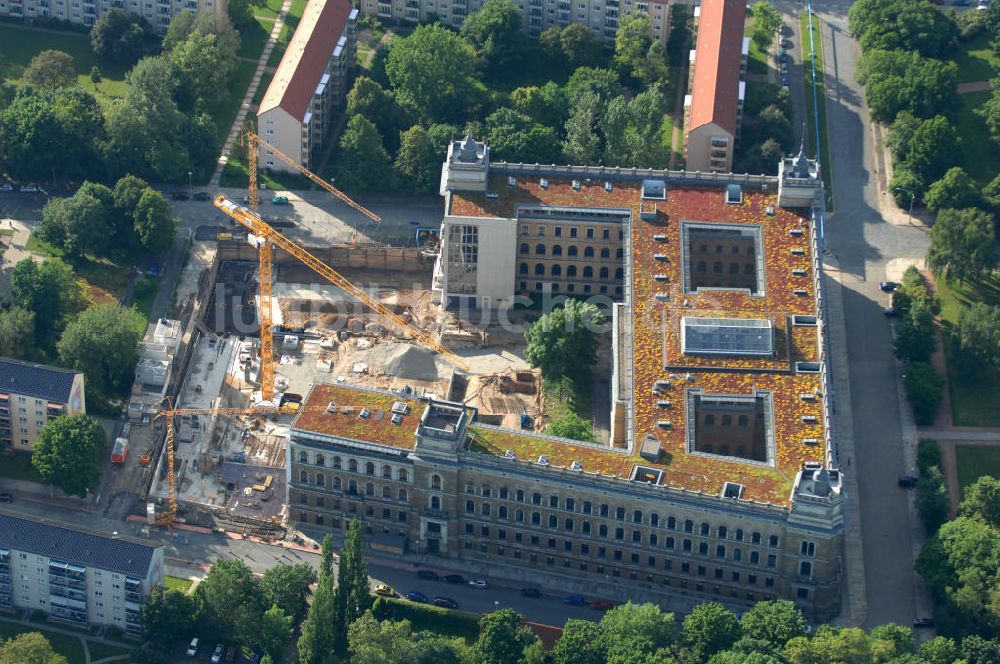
209 0 294 187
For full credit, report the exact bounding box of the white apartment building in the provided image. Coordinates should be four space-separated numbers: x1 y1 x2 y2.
0 512 164 635
359 0 673 44
0 0 225 33
0 357 85 453
257 0 357 174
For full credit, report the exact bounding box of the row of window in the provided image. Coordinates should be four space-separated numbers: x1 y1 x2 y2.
694 261 756 275
519 263 623 280
520 225 624 240
297 478 409 501
520 244 623 259
295 454 410 482
519 282 622 296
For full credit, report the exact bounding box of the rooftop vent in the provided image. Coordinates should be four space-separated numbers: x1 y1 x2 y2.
796 361 822 373
801 415 819 424
765 205 776 215
503 449 516 460
485 191 499 200
639 434 662 462
791 248 806 256
654 254 668 262
537 455 550 465
507 176 517 187
391 401 410 415
654 380 671 392
656 420 673 429
642 179 667 200
359 408 371 419
653 234 667 242
656 400 672 409
722 482 744 499
604 181 613 192
792 315 817 326
654 274 668 282
803 461 822 471
571 179 581 191
799 393 817 402
325 401 338 414
792 269 808 277
793 289 809 296
789 228 804 236
725 184 743 204
803 438 820 446
655 294 670 301
570 460 583 471
540 178 549 189
391 412 403 426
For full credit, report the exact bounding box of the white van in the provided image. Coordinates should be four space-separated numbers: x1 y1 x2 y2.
186 637 200 656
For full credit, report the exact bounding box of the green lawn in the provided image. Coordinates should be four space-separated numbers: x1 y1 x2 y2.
953 33 1000 84
0 452 44 482
800 11 832 209
746 19 768 76
86 641 130 661
956 91 1000 186
250 0 286 19
0 619 129 664
239 17 275 59
954 445 1000 496
25 232 135 306
164 575 194 593
0 25 128 100
25 232 63 258
936 274 1000 426
212 59 257 147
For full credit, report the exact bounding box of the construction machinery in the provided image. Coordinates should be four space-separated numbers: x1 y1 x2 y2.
152 399 299 526
213 194 470 399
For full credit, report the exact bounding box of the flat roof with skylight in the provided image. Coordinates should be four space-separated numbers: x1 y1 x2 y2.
682 317 773 356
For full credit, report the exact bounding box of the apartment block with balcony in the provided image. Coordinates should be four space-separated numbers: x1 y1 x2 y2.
257 0 357 173
0 0 224 31
0 511 164 634
359 0 673 45
683 0 748 173
0 358 85 453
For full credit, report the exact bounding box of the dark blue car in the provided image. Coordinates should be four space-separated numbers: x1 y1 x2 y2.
564 595 587 606
405 590 429 603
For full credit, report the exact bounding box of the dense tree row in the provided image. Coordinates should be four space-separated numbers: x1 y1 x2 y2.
334 0 678 193
0 10 240 184
891 267 946 425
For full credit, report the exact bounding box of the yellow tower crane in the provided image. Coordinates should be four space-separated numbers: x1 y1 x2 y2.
213 195 470 398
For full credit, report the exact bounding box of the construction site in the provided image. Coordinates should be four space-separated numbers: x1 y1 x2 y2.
109 131 548 534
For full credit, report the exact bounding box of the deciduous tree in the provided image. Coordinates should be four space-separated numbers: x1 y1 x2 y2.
256 604 293 660
170 31 231 110
394 125 439 194
32 414 103 497
904 361 944 426
90 8 154 66
894 300 937 363
460 0 523 77
23 50 76 90
927 207 997 282
682 602 741 661
545 413 594 442
960 476 1000 528
954 303 1000 376
134 189 177 254
739 600 807 648
141 586 194 648
57 305 146 402
0 306 36 360
298 534 336 664
193 559 265 645
525 298 606 378
750 1 782 51
346 77 412 152
906 115 963 187
484 107 561 164
857 51 959 123
10 258 81 348
471 609 540 664
0 632 67 664
925 167 980 213
261 563 316 624
336 116 391 191
849 0 958 57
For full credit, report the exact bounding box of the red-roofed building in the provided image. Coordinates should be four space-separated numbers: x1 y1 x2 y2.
683 0 749 173
257 0 357 173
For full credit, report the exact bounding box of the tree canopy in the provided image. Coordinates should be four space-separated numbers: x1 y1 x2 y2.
32 414 103 497
525 299 606 379
10 257 82 349
90 8 155 66
57 305 146 403
0 632 67 664
925 167 981 213
460 0 524 78
23 50 76 90
926 207 997 282
193 559 266 645
857 51 960 124
849 0 958 57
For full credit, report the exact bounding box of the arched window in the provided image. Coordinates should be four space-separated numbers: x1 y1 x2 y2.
616 507 626 520
722 415 732 426
365 483 374 496
730 263 740 274
745 263 755 274
701 522 710 536
535 244 546 255
532 493 541 505
667 516 676 529
535 264 545 275
382 485 391 498
649 533 658 546
567 265 577 277
299 451 308 463
315 454 325 467
348 480 358 495
481 503 491 516
398 488 407 501
566 498 575 511
430 495 441 510
705 414 716 425
800 561 812 577
738 415 749 426
334 476 342 489
349 459 358 472
633 510 643 523
531 512 541 525
565 518 574 531
316 474 325 487
398 469 408 482
599 525 608 537
519 263 528 274
465 482 475 494
582 521 591 535
515 509 524 522
583 266 593 278
520 243 529 254
568 246 578 257
551 264 562 277
382 465 392 478
632 530 641 543
498 506 508 520
615 268 623 280
713 262 723 273
584 246 594 258
333 456 342 469
600 248 610 259
552 245 563 256
617 248 623 259
548 515 557 528
697 261 707 272
430 474 442 490
300 470 308 483
365 462 375 476
599 267 608 279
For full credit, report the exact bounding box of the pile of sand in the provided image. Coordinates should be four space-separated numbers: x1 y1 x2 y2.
359 342 443 381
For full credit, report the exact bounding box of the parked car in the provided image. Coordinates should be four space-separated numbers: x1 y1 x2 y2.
19 184 38 193
883 306 899 317
442 574 465 584
781 38 792 48
271 195 289 205
374 584 396 597
225 645 239 662
898 474 918 488
780 53 789 63
211 643 225 663
172 191 190 201
0 493 12 503
520 587 541 598
186 638 200 656
0 182 13 192
590 599 614 611
193 191 211 201
564 595 587 606
913 617 935 628
433 596 459 609
405 590 428 603
879 281 900 292
416 570 439 581
468 579 489 589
